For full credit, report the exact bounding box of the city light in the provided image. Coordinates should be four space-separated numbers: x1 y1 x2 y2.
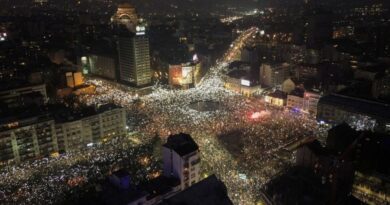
0 1 388 204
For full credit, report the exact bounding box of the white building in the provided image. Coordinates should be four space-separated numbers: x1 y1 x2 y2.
287 89 321 115
304 91 321 115
163 133 201 190
0 104 127 165
55 104 127 152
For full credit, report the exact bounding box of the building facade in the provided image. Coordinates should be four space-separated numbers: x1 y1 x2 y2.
118 34 152 87
55 104 127 152
265 90 287 107
260 63 291 88
163 133 201 190
0 113 58 165
304 91 321 115
88 54 117 80
224 76 262 97
0 104 127 165
286 89 321 115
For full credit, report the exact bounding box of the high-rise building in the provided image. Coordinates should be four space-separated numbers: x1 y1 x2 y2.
118 30 152 87
163 133 201 190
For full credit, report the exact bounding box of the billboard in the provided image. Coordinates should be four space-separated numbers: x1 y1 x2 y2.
241 79 250 86
169 65 182 86
169 64 194 86
181 66 193 85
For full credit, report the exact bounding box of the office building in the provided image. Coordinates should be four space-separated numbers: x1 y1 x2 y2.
260 63 291 88
118 31 152 87
163 133 201 190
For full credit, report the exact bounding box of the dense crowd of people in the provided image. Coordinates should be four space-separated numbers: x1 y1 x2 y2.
0 28 327 205
80 60 326 204
0 134 160 204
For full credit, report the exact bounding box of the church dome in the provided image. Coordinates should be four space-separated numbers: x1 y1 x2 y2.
118 3 134 9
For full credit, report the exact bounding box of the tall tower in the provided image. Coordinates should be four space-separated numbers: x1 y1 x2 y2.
117 25 152 87
111 3 138 32
162 133 201 190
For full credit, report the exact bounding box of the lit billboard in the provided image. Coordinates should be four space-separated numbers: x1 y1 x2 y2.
241 79 250 86
181 66 193 85
169 65 182 86
169 64 194 86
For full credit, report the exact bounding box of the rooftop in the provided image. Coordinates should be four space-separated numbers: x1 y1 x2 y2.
52 103 122 123
101 180 147 205
0 105 52 132
319 94 390 121
139 176 180 200
268 90 288 99
161 175 233 205
299 139 328 156
289 88 305 98
163 133 199 157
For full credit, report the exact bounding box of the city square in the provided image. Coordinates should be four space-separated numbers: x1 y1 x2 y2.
0 28 327 204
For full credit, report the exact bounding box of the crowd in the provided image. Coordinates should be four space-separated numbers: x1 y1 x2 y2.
0 134 160 204
0 27 327 205
80 67 326 205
